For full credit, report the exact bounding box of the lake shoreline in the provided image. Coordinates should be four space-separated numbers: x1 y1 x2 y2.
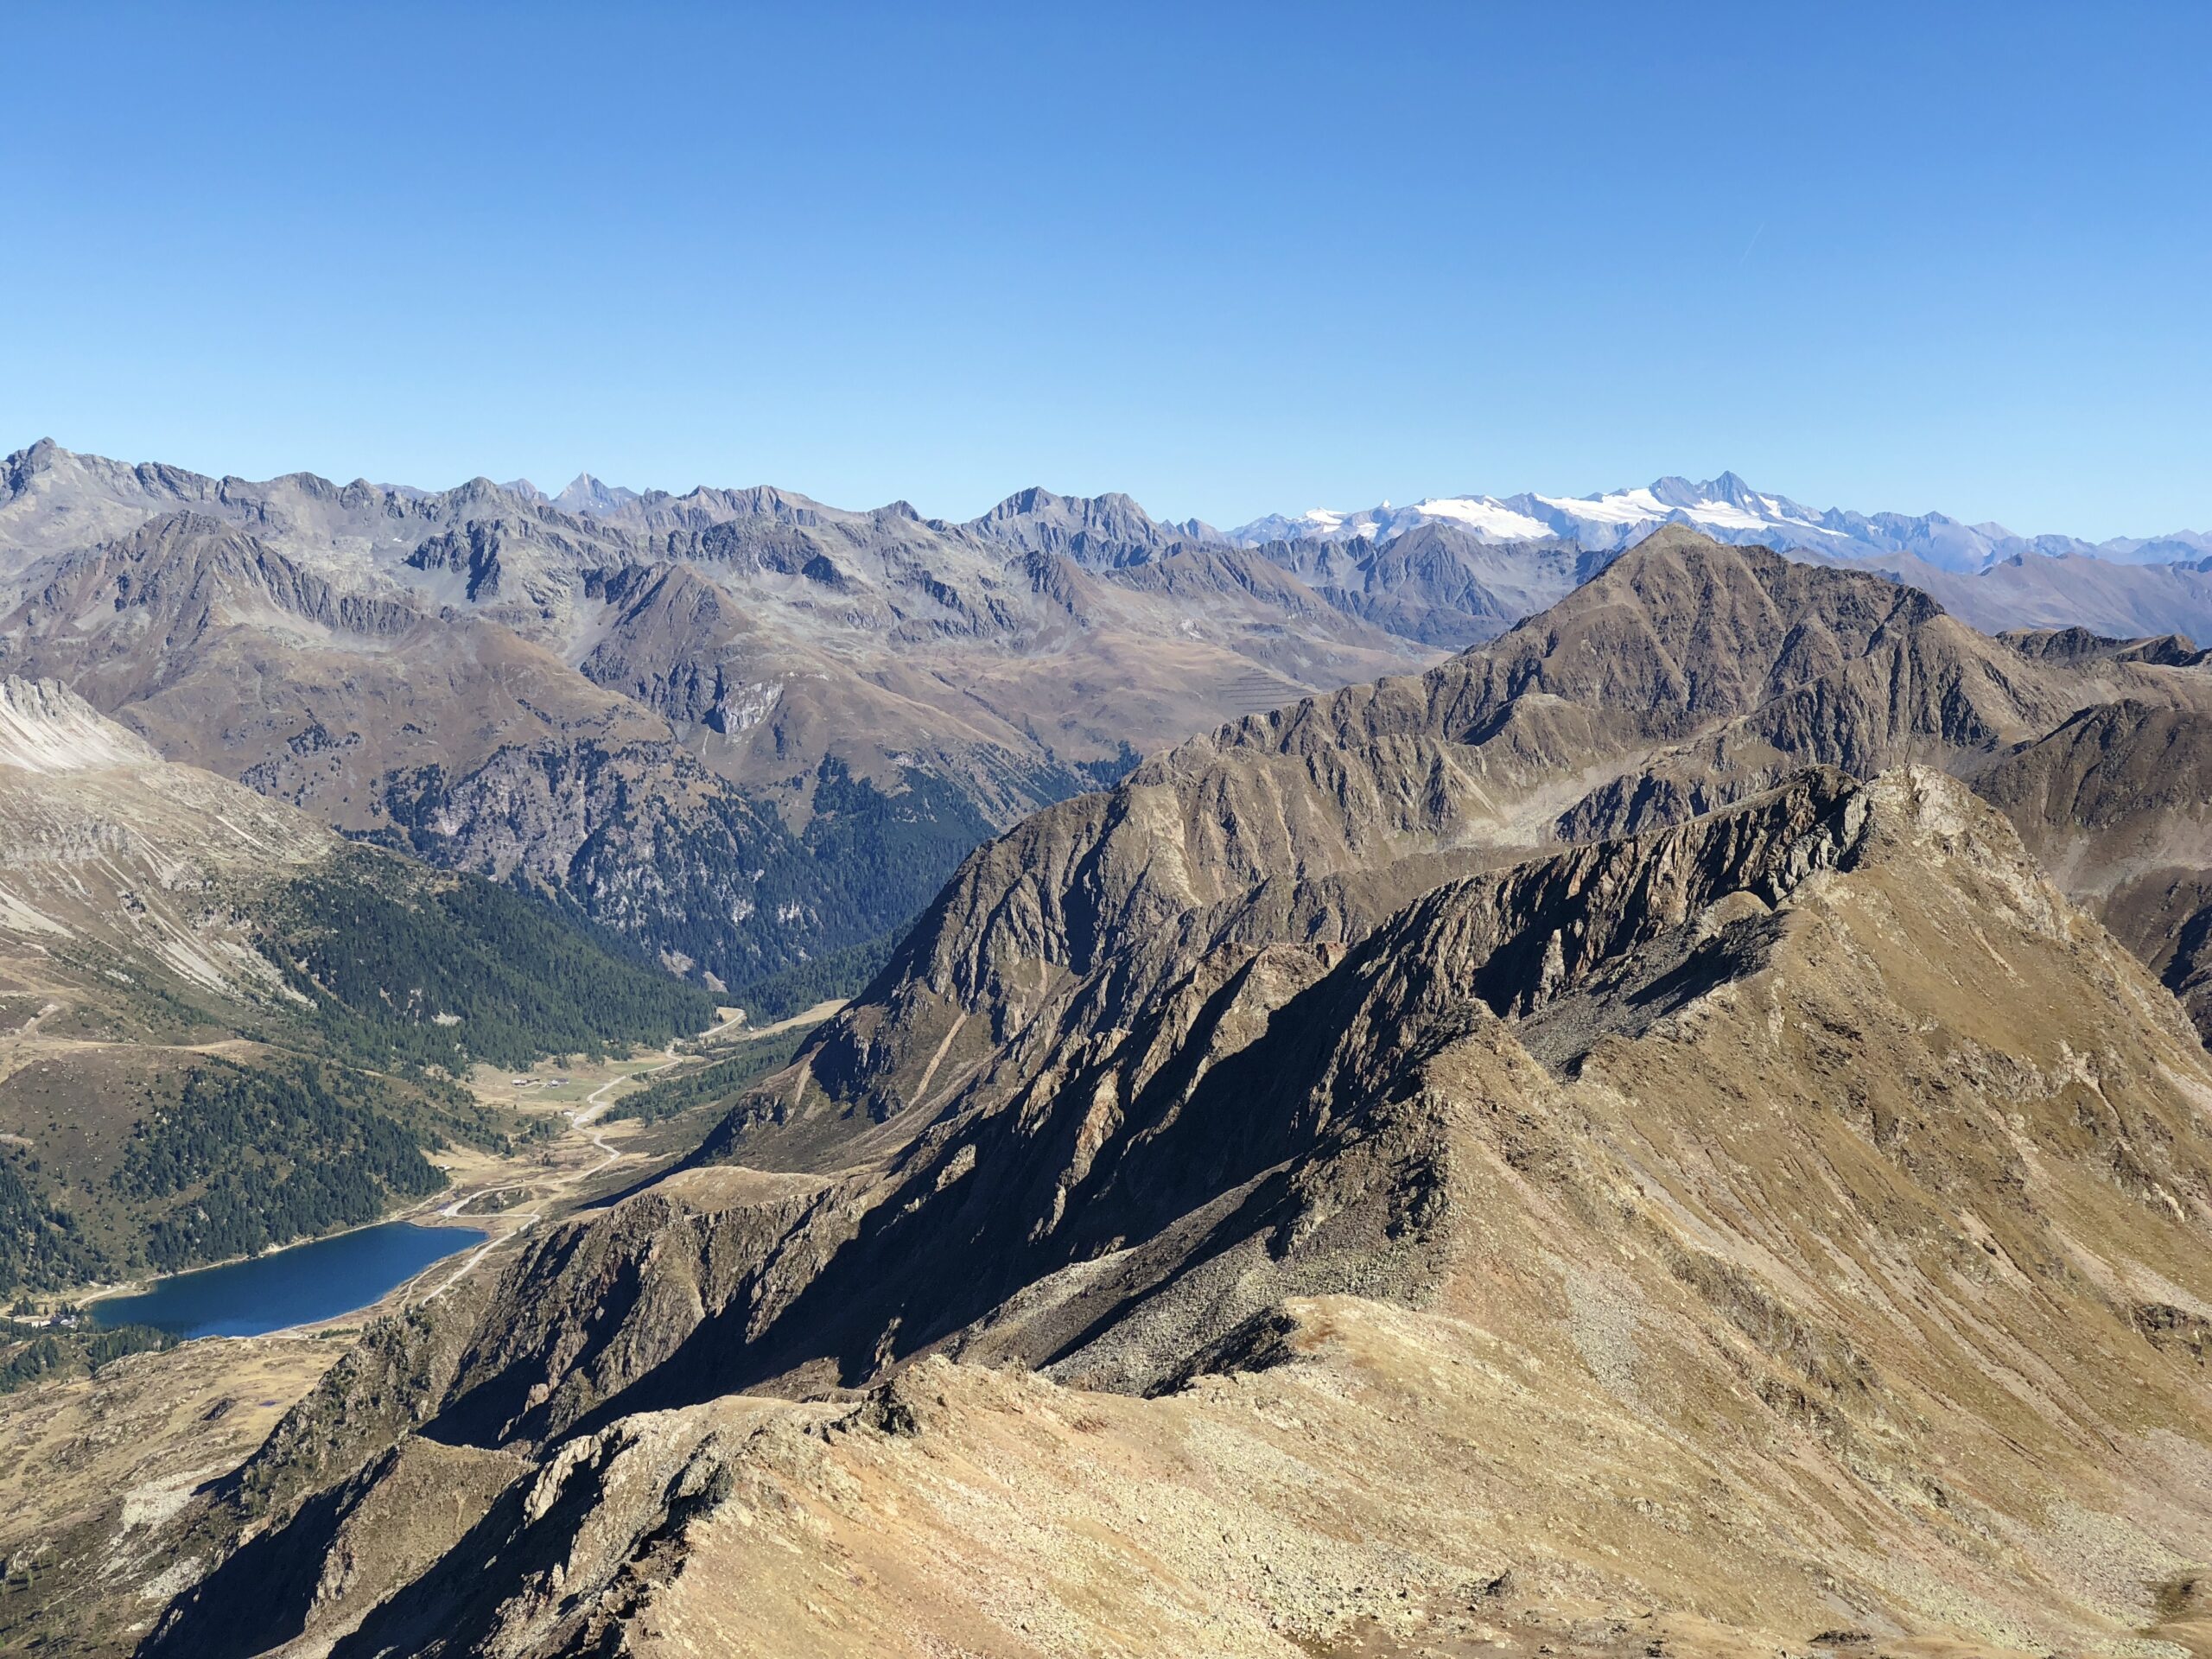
65 1201 487 1318
44 1008 802 1338
84 1219 491 1342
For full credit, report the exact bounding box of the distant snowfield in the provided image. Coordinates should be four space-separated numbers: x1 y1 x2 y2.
1405 497 1554 540
1227 473 2209 575
362 447 2203 581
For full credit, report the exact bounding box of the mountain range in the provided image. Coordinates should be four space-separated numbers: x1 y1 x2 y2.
0 440 1443 1011
457 454 2212 648
14 437 2212 1020
11 439 2212 1654
1224 468 2212 573
11 436 2212 1015
0 528 2197 1656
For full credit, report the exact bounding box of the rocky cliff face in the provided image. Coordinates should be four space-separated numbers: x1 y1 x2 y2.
0 512 652 827
796 528 2209 1122
956 485 1199 569
1972 695 2212 1040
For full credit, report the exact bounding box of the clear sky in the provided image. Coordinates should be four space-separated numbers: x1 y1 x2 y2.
3 2 2206 536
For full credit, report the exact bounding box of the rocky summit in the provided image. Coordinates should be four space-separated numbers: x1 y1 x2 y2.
0 526 2188 1659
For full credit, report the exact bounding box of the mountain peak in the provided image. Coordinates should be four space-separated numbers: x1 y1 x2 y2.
3 437 67 493
961 485 1200 568
553 472 643 516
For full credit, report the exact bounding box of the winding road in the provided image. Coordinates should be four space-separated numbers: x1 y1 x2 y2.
416 1002 837 1304
423 1051 687 1299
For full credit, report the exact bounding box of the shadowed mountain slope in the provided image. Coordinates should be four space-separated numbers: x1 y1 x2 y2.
793 528 2211 1123
118 544 2212 1653
1974 696 2212 1041
137 765 2212 1658
21 507 2212 1655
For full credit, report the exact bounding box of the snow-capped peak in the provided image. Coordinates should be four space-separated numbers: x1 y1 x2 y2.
1221 474 2105 573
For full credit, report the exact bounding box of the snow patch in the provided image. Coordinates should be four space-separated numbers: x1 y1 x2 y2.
1403 497 1554 541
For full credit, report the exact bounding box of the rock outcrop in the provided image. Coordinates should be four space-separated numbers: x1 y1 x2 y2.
0 442 1456 1000
796 528 2209 1122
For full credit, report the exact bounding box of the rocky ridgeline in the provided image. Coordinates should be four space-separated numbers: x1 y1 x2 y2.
142 754 2212 1655
797 529 2205 1123
13 524 2212 1656
0 442 1452 998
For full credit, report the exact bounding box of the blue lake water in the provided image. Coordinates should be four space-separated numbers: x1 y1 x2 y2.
87 1220 487 1340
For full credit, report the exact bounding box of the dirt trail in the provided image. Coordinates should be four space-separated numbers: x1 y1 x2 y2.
696 998 845 1049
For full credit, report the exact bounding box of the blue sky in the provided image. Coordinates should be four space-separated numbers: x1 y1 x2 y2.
3 2 2206 535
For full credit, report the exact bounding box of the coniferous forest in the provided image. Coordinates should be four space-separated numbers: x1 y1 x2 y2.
0 1154 106 1294
266 848 720 1072
0 844 737 1296
111 1059 482 1273
0 1317 173 1395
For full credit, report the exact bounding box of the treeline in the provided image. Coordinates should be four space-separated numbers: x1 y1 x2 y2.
0 1154 108 1295
267 848 718 1072
111 1059 460 1273
605 1025 812 1126
728 928 900 1023
0 1317 173 1395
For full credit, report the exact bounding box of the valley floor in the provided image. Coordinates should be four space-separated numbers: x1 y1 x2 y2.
0 1014 838 1653
19 1002 837 1326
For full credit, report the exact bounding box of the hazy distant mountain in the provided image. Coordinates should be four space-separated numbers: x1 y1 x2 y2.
1232 470 2212 575
550 471 643 516
1850 544 2212 642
